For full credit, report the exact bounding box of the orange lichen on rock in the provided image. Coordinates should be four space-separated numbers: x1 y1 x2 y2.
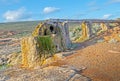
97 23 108 35
100 23 108 31
104 27 120 42
32 23 43 37
21 37 29 67
75 22 89 42
21 36 57 68
21 36 42 68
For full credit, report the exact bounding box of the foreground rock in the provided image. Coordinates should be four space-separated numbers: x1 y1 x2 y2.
0 66 90 81
66 42 120 81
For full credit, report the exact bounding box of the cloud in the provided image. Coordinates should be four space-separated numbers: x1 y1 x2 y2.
108 0 120 4
0 0 19 2
0 0 19 4
87 1 101 12
88 1 96 6
73 13 87 18
3 7 31 22
89 7 101 11
102 14 112 19
43 7 60 14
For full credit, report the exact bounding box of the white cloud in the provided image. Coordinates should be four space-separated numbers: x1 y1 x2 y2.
103 14 112 19
0 0 19 4
3 7 31 22
88 1 96 6
0 0 19 2
108 0 120 4
43 7 60 14
90 7 101 11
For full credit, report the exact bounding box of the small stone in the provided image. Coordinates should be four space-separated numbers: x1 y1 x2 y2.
7 54 13 59
108 39 118 43
1 55 7 59
0 58 3 65
69 74 91 81
54 53 64 60
97 39 104 43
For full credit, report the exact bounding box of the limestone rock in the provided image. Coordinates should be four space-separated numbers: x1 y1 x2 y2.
21 36 41 68
0 58 3 65
0 66 90 81
69 74 91 81
108 38 118 43
7 53 22 65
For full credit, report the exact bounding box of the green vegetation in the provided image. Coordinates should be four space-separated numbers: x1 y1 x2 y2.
0 21 40 31
0 21 42 38
37 36 56 60
0 64 9 70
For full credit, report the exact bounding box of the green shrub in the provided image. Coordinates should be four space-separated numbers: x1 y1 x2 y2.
37 36 56 60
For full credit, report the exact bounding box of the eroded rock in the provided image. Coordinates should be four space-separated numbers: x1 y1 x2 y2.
0 66 90 81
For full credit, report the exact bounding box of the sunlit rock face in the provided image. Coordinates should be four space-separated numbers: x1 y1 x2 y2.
21 36 41 68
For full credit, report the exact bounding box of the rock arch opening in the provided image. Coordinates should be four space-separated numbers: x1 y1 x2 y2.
50 25 54 32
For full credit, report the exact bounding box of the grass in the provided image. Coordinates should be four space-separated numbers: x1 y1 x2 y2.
0 21 43 38
37 36 56 60
0 64 9 70
0 21 40 31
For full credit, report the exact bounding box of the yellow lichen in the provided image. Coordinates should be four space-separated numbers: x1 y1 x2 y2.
103 27 120 42
97 23 108 35
32 23 43 37
21 37 29 67
75 22 89 42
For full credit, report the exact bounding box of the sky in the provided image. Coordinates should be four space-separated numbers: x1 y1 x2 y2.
0 0 120 22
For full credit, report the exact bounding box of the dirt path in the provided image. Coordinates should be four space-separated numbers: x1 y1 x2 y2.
65 42 120 81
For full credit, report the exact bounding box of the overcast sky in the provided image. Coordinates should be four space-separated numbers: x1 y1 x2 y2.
0 0 120 22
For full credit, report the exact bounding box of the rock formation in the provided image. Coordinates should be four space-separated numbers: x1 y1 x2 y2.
21 21 71 68
0 66 91 81
75 22 89 42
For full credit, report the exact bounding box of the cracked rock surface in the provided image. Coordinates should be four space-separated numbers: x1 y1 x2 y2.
0 66 90 81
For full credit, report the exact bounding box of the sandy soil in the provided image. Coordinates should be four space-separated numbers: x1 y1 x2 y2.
65 42 120 81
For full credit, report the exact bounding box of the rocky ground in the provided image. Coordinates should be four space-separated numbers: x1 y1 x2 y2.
0 31 21 55
0 65 90 81
65 42 120 81
0 31 23 66
0 27 120 81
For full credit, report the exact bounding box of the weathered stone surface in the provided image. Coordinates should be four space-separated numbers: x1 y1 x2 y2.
32 22 71 52
0 54 8 65
104 27 120 43
0 66 90 81
69 74 91 81
75 22 89 42
0 58 3 65
21 36 41 68
7 53 21 65
20 21 72 68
